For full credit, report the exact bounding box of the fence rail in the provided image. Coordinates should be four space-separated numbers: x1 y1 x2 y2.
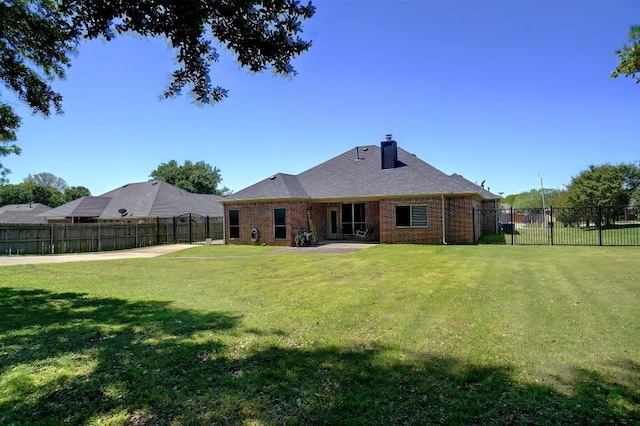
475 205 640 246
1 215 223 255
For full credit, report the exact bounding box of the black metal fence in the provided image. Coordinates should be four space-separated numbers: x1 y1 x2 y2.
1 214 223 255
475 205 640 246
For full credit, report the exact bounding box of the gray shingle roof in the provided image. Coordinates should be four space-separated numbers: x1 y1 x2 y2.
40 181 223 219
0 203 51 224
449 173 501 200
225 144 499 202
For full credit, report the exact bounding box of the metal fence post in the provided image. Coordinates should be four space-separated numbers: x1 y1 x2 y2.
510 206 514 245
549 206 554 245
598 205 603 246
189 213 193 243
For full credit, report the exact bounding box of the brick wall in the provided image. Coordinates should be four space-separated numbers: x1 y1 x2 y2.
379 196 478 244
480 199 498 235
379 198 444 244
445 196 475 244
226 196 485 246
224 201 309 246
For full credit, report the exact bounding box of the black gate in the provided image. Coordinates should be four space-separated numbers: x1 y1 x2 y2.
172 214 223 244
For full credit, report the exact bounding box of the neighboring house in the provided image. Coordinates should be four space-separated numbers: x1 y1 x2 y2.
222 137 500 246
0 203 51 224
40 181 224 223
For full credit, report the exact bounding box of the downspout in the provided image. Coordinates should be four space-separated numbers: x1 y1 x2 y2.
441 194 447 245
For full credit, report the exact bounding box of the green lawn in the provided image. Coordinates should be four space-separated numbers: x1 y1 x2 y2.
1 245 639 425
485 223 640 246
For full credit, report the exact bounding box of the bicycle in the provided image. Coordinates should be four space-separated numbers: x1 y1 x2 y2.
294 229 315 247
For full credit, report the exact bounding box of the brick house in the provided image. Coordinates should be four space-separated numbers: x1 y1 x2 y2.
222 137 499 246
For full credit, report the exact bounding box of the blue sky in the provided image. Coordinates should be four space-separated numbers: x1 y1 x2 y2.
6 0 640 197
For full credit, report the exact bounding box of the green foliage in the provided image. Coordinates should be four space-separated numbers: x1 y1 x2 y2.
566 163 639 207
23 171 68 192
0 105 22 183
0 182 66 207
502 188 566 209
565 163 639 225
501 193 517 206
0 0 316 153
149 159 230 195
0 181 87 207
0 0 73 117
611 25 640 84
63 185 91 202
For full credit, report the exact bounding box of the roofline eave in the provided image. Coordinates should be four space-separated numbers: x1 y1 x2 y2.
222 192 498 204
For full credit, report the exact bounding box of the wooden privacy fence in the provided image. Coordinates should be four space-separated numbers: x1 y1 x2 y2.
1 214 223 255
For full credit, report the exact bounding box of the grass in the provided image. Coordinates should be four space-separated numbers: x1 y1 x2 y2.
486 223 640 245
1 244 639 425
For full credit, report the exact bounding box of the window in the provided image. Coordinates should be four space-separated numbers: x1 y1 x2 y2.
341 203 365 234
274 208 286 239
228 210 239 238
395 205 428 227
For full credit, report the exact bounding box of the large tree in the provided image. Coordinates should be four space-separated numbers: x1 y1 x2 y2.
150 160 229 195
0 0 315 175
1 106 22 183
24 172 68 192
566 163 640 224
63 185 91 202
501 188 565 209
611 25 640 84
0 181 89 207
0 182 63 206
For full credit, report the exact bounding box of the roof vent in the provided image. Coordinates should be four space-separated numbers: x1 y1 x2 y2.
356 146 369 161
268 175 277 180
118 208 127 217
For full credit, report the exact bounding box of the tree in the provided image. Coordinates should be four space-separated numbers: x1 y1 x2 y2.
1 105 22 183
24 172 68 192
611 25 640 84
149 160 230 195
0 0 316 175
0 182 66 207
0 183 32 205
64 185 91 202
1 0 72 180
502 188 565 209
566 163 640 225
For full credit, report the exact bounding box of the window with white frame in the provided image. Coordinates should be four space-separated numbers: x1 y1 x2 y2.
395 205 428 227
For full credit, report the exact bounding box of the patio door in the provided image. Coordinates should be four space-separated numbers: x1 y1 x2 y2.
327 207 339 239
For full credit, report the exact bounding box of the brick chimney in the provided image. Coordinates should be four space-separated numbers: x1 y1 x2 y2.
381 134 397 169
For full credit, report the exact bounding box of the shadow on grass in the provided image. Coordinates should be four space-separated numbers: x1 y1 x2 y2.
1 288 638 424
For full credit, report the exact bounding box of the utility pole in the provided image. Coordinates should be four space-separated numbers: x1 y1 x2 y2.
539 175 546 211
539 175 547 230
